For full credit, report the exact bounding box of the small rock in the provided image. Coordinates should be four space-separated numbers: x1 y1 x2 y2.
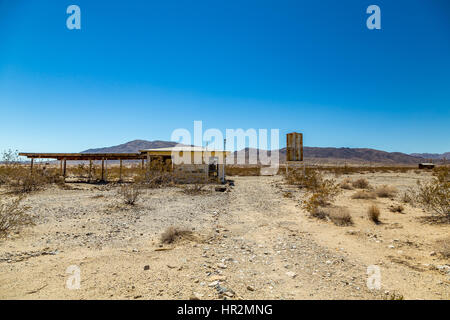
247 285 255 291
143 265 150 271
190 292 203 300
286 271 297 278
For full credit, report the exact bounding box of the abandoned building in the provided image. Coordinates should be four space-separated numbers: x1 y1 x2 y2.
19 146 229 183
418 163 435 169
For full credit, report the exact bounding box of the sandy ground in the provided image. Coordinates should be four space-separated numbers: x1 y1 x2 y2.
0 172 449 300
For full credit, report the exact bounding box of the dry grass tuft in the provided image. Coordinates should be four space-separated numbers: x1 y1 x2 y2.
117 184 141 205
160 226 193 244
400 190 415 205
435 237 450 259
352 178 370 189
351 190 377 199
283 191 293 198
339 178 354 190
181 183 207 195
375 185 398 198
0 196 34 238
309 207 329 220
367 204 381 223
328 207 353 226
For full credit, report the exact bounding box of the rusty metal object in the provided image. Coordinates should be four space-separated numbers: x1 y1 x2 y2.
286 132 303 162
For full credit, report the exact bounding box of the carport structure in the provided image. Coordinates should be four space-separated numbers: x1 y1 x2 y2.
19 147 229 183
18 152 147 182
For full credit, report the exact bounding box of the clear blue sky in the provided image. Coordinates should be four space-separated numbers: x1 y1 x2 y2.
0 0 449 153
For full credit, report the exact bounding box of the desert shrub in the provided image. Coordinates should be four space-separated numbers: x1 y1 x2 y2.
413 170 449 218
309 207 329 220
1 150 63 193
302 179 341 213
339 178 354 190
286 168 324 190
72 163 90 178
117 184 141 205
1 149 19 165
400 190 415 205
182 183 207 195
435 237 450 259
302 193 323 214
0 196 34 238
160 226 193 244
375 185 398 198
352 178 370 189
8 171 47 193
134 171 175 188
351 190 377 199
367 205 381 223
311 166 415 175
328 207 353 226
432 166 450 181
389 204 404 213
283 191 293 198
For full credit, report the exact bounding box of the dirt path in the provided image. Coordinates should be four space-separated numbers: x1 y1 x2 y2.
207 176 382 299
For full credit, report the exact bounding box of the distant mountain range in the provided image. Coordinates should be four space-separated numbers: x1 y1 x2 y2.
410 152 450 160
81 139 448 164
231 147 426 164
82 140 180 153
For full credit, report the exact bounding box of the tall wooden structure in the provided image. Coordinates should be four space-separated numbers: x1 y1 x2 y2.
286 132 303 161
285 132 304 175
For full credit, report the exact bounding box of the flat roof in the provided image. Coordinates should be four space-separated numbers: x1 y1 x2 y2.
140 147 229 156
19 153 146 161
141 147 202 152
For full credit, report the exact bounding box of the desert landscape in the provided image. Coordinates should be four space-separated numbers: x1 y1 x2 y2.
0 145 449 300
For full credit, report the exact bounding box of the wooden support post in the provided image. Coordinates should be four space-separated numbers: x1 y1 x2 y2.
141 158 145 170
88 160 93 182
119 159 123 182
101 158 105 181
63 159 67 178
218 163 225 183
30 158 34 173
105 159 108 182
146 153 150 179
60 160 63 175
